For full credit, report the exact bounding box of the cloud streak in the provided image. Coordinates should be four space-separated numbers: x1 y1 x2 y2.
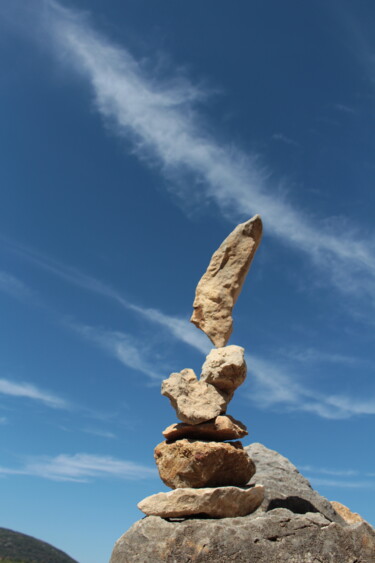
71 323 164 382
307 477 375 490
31 0 375 302
298 465 375 490
0 453 157 482
0 378 67 409
0 271 32 300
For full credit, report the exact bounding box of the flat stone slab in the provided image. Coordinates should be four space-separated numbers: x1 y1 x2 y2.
137 484 265 518
155 439 255 488
162 415 248 442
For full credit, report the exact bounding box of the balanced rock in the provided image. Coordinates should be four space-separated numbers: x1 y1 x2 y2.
138 485 265 518
154 439 255 488
161 369 230 425
201 345 246 392
331 501 365 524
191 215 262 347
162 415 248 442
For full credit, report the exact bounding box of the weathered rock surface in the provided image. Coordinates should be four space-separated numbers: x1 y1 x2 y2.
137 485 265 518
200 345 246 392
161 369 230 425
191 215 263 347
110 508 375 563
331 500 365 524
162 415 248 442
154 439 255 488
246 442 346 524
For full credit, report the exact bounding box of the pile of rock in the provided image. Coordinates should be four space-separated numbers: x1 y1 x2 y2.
138 215 264 519
111 215 375 562
111 444 375 563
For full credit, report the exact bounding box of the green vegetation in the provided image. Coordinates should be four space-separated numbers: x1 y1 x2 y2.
0 528 78 563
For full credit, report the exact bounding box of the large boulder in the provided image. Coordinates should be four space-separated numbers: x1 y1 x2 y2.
110 509 375 563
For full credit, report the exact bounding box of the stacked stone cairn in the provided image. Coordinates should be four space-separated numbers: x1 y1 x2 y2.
138 215 265 519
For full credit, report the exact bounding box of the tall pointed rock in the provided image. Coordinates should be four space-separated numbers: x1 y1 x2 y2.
191 215 262 347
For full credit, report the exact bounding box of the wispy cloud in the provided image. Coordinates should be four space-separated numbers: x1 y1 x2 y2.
0 378 68 409
247 356 375 419
277 346 369 366
332 103 356 114
271 133 299 147
24 0 375 302
308 477 375 489
298 465 360 477
0 453 157 482
2 237 209 352
82 428 116 439
0 271 32 300
71 323 164 382
299 464 375 490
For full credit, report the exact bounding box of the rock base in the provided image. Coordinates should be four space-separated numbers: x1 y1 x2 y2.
138 484 264 518
110 509 375 563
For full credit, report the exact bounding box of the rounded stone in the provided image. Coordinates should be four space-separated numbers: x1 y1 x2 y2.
200 345 247 392
154 439 256 489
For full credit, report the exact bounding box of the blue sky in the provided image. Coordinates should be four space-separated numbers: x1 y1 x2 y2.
1 0 375 561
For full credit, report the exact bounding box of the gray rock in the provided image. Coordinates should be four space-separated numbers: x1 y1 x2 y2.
110 509 375 563
137 485 265 518
246 443 345 524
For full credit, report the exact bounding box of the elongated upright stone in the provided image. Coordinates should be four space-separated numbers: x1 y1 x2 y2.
191 215 262 347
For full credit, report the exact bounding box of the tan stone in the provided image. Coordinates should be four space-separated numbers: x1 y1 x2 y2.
154 439 255 489
201 345 247 392
162 415 248 441
191 215 262 347
161 369 230 425
137 485 265 518
330 501 365 524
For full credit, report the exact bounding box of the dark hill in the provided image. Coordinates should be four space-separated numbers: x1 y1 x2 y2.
0 528 78 563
